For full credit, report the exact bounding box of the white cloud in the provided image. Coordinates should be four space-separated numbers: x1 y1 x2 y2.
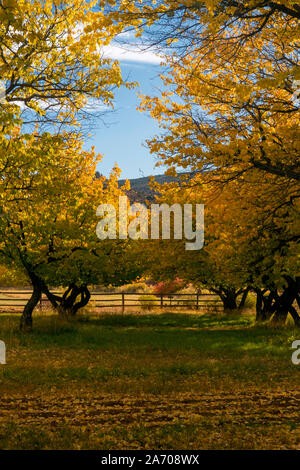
60 22 162 65
103 43 162 65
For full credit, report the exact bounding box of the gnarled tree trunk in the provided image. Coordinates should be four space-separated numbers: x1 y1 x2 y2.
58 284 90 317
212 286 249 312
255 277 300 327
20 274 42 330
255 288 276 322
42 283 90 317
238 287 250 310
271 276 300 327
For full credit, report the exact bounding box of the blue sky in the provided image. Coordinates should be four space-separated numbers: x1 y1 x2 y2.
88 44 165 179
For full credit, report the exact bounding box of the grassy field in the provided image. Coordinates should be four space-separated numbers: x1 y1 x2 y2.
0 311 299 449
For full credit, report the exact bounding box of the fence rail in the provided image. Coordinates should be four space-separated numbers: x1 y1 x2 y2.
0 290 223 313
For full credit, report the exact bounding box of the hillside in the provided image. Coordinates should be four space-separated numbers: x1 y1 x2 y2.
119 173 196 203
95 171 194 204
118 174 178 203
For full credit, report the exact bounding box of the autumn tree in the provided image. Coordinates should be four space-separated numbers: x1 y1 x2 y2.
0 263 28 288
109 0 299 184
42 238 140 318
0 0 130 132
110 0 299 321
0 129 135 329
0 1 141 327
133 181 251 312
137 169 299 323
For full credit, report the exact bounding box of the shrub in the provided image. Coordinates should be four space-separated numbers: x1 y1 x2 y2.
179 285 197 294
138 294 159 311
153 278 185 295
118 282 151 294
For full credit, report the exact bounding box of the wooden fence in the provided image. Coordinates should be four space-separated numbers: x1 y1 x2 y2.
0 290 223 313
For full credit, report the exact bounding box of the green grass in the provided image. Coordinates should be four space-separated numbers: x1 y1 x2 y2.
0 312 299 449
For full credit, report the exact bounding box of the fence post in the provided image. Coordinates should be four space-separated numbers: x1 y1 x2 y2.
196 293 199 310
160 294 163 308
122 293 125 314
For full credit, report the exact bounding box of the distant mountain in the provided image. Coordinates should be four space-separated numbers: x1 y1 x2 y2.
95 171 194 204
118 174 180 203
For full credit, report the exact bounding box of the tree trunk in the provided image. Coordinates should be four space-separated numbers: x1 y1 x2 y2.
20 276 42 330
288 305 300 328
211 287 243 311
40 281 60 310
238 287 250 310
43 283 90 317
221 288 238 311
262 291 277 321
59 284 90 317
254 277 300 327
255 288 286 323
255 289 265 322
271 309 288 325
271 276 300 327
41 283 90 317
